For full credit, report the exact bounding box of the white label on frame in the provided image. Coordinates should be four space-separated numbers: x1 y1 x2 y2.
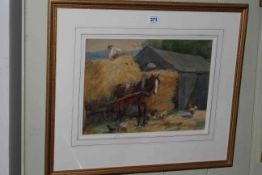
149 16 159 24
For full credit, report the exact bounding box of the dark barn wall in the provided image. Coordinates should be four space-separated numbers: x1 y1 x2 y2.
176 73 209 110
189 74 210 110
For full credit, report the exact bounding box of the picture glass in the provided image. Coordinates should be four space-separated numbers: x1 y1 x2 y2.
48 4 247 173
83 39 212 135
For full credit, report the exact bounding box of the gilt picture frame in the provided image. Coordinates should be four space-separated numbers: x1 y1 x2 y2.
46 0 248 174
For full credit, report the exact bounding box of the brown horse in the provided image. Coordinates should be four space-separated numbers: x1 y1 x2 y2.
112 73 160 127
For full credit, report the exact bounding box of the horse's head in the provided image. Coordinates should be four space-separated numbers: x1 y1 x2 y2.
145 73 160 95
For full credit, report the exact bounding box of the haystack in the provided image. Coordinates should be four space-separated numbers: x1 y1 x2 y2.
84 56 142 104
84 56 178 115
143 69 178 113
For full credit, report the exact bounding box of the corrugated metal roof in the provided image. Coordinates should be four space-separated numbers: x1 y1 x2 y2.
137 46 210 73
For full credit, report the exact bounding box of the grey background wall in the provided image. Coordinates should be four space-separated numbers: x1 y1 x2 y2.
0 0 10 175
22 0 262 175
1 0 22 174
249 8 262 175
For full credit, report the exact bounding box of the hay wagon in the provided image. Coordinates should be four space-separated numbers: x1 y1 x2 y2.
84 89 150 126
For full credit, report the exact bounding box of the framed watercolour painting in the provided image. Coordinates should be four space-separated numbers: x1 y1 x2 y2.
46 0 248 174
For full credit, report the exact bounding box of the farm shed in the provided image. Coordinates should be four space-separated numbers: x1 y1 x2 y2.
135 46 210 110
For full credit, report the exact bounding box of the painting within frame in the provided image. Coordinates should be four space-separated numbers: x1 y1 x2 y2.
46 1 248 175
83 39 211 135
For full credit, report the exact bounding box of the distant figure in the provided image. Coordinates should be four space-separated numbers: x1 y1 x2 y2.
107 45 122 59
187 103 198 115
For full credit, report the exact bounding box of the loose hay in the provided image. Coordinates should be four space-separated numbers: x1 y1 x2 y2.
164 115 196 130
84 56 142 104
143 69 178 113
83 115 201 134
